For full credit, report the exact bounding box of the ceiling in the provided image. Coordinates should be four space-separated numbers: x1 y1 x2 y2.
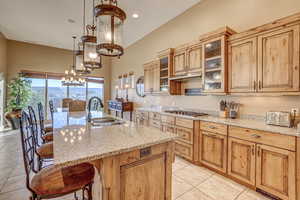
0 0 202 50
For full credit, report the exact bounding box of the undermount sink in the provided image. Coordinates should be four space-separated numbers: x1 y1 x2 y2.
90 117 125 126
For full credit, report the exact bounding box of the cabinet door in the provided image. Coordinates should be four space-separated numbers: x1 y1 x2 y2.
173 50 186 76
228 137 256 186
187 44 202 74
228 38 257 93
121 154 166 200
144 66 153 93
199 131 227 173
256 144 295 200
258 25 300 92
152 63 161 92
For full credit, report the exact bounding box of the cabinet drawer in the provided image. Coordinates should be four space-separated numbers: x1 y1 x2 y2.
161 115 175 125
175 141 193 160
201 121 227 135
136 111 149 120
149 119 161 130
228 126 296 151
176 118 193 128
149 112 161 121
176 126 193 144
162 124 175 133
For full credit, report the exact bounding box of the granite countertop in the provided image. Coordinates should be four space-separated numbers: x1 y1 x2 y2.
137 107 300 137
52 111 178 167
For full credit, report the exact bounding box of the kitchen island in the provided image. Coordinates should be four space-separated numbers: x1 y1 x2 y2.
52 111 177 200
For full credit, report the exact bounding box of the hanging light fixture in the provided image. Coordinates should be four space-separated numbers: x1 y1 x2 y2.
62 36 86 87
81 0 102 70
94 0 126 58
75 41 92 74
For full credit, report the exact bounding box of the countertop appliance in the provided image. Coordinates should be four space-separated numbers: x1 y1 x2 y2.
266 111 292 128
164 110 208 117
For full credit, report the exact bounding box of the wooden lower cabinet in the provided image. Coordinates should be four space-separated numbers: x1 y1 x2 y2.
228 137 256 186
256 144 296 200
199 131 227 173
174 141 193 161
120 154 166 200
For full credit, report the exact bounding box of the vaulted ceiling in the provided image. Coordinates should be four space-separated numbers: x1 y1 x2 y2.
0 0 202 50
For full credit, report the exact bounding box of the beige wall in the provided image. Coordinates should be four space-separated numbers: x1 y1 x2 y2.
6 40 111 108
111 0 300 117
0 32 7 79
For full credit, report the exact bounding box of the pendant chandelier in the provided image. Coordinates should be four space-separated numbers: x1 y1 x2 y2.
75 41 92 74
94 0 126 58
62 36 86 87
81 0 102 70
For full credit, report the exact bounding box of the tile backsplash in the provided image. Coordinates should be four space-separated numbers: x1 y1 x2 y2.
119 89 300 118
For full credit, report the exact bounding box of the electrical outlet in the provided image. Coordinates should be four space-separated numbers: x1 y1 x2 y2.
291 108 299 116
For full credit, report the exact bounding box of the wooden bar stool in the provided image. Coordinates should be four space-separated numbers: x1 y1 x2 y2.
20 111 94 200
37 103 53 142
28 106 54 170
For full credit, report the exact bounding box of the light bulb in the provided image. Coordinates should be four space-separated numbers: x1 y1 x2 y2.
65 70 69 75
89 52 98 59
105 32 112 41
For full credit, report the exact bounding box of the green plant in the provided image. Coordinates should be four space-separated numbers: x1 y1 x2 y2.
6 76 32 112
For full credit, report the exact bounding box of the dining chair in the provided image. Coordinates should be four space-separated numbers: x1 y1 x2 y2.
62 98 72 108
28 106 53 170
20 111 94 200
37 103 53 141
69 100 86 112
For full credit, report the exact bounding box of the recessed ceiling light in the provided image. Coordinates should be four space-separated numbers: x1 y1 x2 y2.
67 19 76 24
132 13 139 19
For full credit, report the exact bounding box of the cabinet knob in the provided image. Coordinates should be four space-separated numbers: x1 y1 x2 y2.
251 134 261 139
208 126 216 129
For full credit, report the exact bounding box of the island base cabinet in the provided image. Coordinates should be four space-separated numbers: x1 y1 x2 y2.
228 137 256 186
199 131 227 173
256 144 296 200
121 154 166 200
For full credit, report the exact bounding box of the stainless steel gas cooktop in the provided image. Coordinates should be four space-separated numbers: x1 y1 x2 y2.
164 110 208 117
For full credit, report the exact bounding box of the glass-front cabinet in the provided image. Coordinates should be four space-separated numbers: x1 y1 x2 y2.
202 38 224 92
201 27 235 93
157 48 174 93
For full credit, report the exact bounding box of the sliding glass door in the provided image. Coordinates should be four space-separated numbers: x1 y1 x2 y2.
25 73 104 119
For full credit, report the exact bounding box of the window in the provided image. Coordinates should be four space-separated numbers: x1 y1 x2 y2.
69 83 86 101
27 78 46 114
24 71 104 119
87 81 103 100
47 79 68 116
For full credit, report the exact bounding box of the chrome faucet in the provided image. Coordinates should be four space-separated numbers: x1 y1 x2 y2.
87 96 104 122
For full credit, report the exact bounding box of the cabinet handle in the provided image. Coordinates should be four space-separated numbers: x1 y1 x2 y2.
208 126 217 129
253 80 256 91
257 146 261 157
251 134 261 139
258 81 262 90
251 145 255 156
206 133 217 138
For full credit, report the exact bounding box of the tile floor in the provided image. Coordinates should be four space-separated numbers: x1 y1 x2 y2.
0 131 271 200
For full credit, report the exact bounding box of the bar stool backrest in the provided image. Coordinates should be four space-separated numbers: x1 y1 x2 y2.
49 100 54 121
28 106 40 146
37 102 45 133
19 111 37 194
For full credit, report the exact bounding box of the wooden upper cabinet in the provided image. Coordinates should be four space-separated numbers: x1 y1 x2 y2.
228 137 256 186
228 38 257 93
143 60 159 94
186 42 202 74
144 64 153 93
257 25 300 92
199 131 227 173
256 144 295 200
173 45 187 76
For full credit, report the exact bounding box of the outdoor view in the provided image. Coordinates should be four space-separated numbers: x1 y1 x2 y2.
26 77 104 118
